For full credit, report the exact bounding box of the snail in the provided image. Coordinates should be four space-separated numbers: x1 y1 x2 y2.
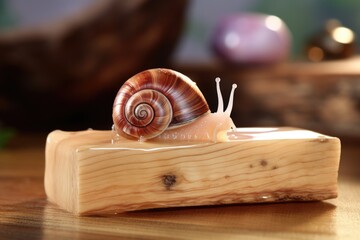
112 68 237 142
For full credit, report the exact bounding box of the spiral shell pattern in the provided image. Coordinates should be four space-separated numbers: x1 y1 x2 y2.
113 68 210 140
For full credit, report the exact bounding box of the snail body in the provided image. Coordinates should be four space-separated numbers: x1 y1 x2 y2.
112 68 236 142
155 111 235 142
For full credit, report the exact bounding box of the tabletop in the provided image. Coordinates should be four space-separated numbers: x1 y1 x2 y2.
1 134 360 240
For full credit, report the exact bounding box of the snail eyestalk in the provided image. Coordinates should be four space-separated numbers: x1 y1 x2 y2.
215 77 237 116
225 84 237 116
215 77 224 113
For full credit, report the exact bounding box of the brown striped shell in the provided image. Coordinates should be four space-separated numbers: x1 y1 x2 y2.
112 68 210 140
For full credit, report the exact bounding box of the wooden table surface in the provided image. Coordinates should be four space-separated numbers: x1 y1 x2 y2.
1 134 360 240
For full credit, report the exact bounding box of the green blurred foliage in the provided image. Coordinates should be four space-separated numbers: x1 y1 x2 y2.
0 0 16 30
0 128 15 149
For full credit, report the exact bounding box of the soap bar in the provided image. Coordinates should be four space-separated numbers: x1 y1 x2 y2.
45 127 340 215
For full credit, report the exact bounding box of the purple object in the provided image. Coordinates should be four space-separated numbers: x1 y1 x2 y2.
211 13 291 64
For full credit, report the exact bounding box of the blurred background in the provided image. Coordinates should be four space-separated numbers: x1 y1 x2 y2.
175 0 360 62
1 0 360 147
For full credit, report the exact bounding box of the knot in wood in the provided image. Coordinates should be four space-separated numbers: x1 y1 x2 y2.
162 174 176 190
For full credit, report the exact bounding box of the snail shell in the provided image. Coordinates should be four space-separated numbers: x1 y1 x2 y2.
113 68 210 140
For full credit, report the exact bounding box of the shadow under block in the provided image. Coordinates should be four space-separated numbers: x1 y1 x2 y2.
45 128 341 215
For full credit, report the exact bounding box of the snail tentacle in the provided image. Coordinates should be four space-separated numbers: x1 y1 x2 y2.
225 84 237 116
215 77 224 113
215 77 237 116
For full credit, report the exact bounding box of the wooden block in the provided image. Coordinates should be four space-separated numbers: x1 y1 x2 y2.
45 127 341 215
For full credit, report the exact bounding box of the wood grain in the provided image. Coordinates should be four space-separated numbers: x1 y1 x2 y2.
0 136 359 239
44 128 340 215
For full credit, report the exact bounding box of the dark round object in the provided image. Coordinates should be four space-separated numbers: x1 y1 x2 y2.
306 20 357 62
